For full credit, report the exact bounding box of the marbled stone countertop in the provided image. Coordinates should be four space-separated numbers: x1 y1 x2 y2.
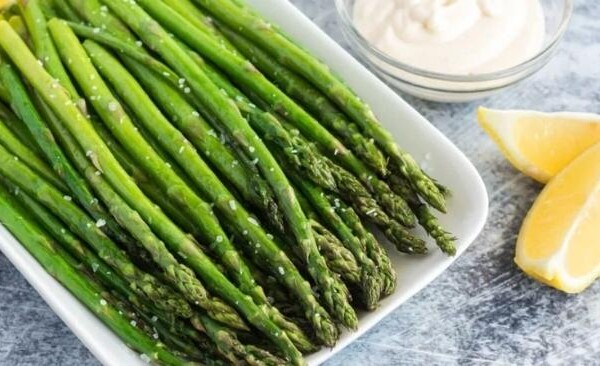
1 1 599 365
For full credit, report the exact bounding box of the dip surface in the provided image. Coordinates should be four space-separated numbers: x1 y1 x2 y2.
353 0 546 75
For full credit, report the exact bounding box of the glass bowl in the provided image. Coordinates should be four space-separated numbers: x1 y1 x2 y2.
334 0 573 103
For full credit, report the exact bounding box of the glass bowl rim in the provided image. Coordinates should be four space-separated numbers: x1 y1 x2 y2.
334 0 574 83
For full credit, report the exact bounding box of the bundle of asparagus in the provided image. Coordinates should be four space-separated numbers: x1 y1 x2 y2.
0 0 456 364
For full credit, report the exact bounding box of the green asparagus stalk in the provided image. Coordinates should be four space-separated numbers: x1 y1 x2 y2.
37 86 246 330
6 7 145 253
81 39 317 351
57 23 391 245
277 118 416 227
112 299 216 365
0 80 8 103
64 0 134 40
18 176 274 360
0 102 37 150
194 315 287 366
137 0 415 227
49 0 80 22
122 57 284 233
193 0 447 212
0 187 198 366
311 217 361 287
37 0 58 19
334 199 397 296
181 39 339 199
0 176 132 300
0 142 194 318
20 4 186 273
292 174 383 308
71 21 337 196
66 21 180 84
55 6 267 308
20 0 80 99
161 0 228 46
0 52 140 257
52 18 261 312
219 24 388 177
99 0 356 332
0 117 65 191
7 181 271 365
66 18 302 341
7 15 29 45
3 178 255 366
91 124 200 237
388 174 457 255
257 117 423 253
244 103 422 252
0 22 304 364
180 46 419 251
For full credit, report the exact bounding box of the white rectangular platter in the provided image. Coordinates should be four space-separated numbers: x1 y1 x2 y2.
0 0 489 365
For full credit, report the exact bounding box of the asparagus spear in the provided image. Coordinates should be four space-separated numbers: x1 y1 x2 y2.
136 0 415 227
310 215 361 287
0 22 304 364
69 21 338 197
3 172 272 364
64 0 134 40
122 57 284 233
20 0 80 99
0 52 140 257
90 121 200 237
194 315 287 366
220 24 388 177
99 0 356 332
62 10 296 341
181 47 420 249
48 0 81 22
0 80 8 102
193 0 447 212
292 173 383 308
59 0 274 312
37 0 58 19
81 39 317 351
5 176 268 366
0 188 198 366
388 173 457 255
6 15 29 45
0 142 194 318
37 86 246 330
64 24 419 254
0 102 36 149
7 180 276 365
20 5 188 274
0 117 65 190
334 199 397 296
60 24 410 250
111 297 217 365
53 18 259 306
161 0 233 46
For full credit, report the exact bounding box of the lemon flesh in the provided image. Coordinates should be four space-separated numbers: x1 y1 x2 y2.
516 142 600 293
478 107 600 183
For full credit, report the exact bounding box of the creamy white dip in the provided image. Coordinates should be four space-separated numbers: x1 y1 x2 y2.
353 0 545 75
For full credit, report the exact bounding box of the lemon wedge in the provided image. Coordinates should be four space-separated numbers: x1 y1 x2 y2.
516 142 600 293
478 107 600 183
